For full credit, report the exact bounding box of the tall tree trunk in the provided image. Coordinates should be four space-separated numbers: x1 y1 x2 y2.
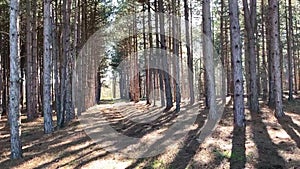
9 0 22 159
134 10 140 103
184 0 194 104
220 0 226 102
65 0 74 122
203 0 216 118
287 0 293 100
147 0 154 105
0 33 2 117
59 0 68 127
53 0 60 118
225 17 232 96
43 0 54 134
261 0 268 100
269 0 284 117
26 0 34 120
267 2 275 107
243 0 259 112
143 4 150 105
158 0 173 109
172 0 181 112
229 0 245 127
2 43 8 116
32 0 38 117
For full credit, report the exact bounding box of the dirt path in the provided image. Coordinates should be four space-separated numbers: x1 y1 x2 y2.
0 98 299 169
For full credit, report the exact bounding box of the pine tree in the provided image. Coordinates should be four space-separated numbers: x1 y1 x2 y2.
203 0 217 118
9 0 22 159
229 0 245 127
269 0 285 117
43 0 54 134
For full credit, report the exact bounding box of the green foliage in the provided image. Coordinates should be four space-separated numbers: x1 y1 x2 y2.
110 45 124 72
98 55 109 79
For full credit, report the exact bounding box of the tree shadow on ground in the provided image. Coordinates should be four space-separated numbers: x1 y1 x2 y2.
277 114 300 148
124 102 208 169
162 109 208 169
0 119 109 169
229 124 246 169
250 109 286 169
100 103 200 138
125 99 229 169
283 98 300 115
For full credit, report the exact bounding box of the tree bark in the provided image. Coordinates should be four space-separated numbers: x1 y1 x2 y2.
203 0 217 118
9 0 23 159
229 0 245 127
267 2 275 108
287 0 294 100
158 0 173 109
172 0 181 112
243 0 259 113
269 0 284 117
32 0 38 115
261 0 268 100
184 0 194 104
43 0 54 134
155 0 165 107
26 0 34 120
65 0 74 122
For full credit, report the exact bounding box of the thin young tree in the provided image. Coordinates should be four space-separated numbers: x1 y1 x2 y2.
9 0 22 159
32 0 38 114
229 0 245 127
287 0 293 100
147 0 154 105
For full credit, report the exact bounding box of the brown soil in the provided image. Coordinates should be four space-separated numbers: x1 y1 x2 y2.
0 98 299 169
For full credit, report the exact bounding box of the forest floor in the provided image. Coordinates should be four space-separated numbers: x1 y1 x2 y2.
0 97 300 169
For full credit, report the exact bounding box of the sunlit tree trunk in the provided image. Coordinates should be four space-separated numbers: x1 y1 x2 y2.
243 0 259 113
43 0 54 134
269 0 284 117
147 0 154 105
184 0 194 104
9 0 22 159
143 4 150 105
229 0 245 127
159 0 173 109
203 0 216 118
220 0 226 102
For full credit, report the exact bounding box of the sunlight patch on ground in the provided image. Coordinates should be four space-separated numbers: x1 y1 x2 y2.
82 159 133 169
